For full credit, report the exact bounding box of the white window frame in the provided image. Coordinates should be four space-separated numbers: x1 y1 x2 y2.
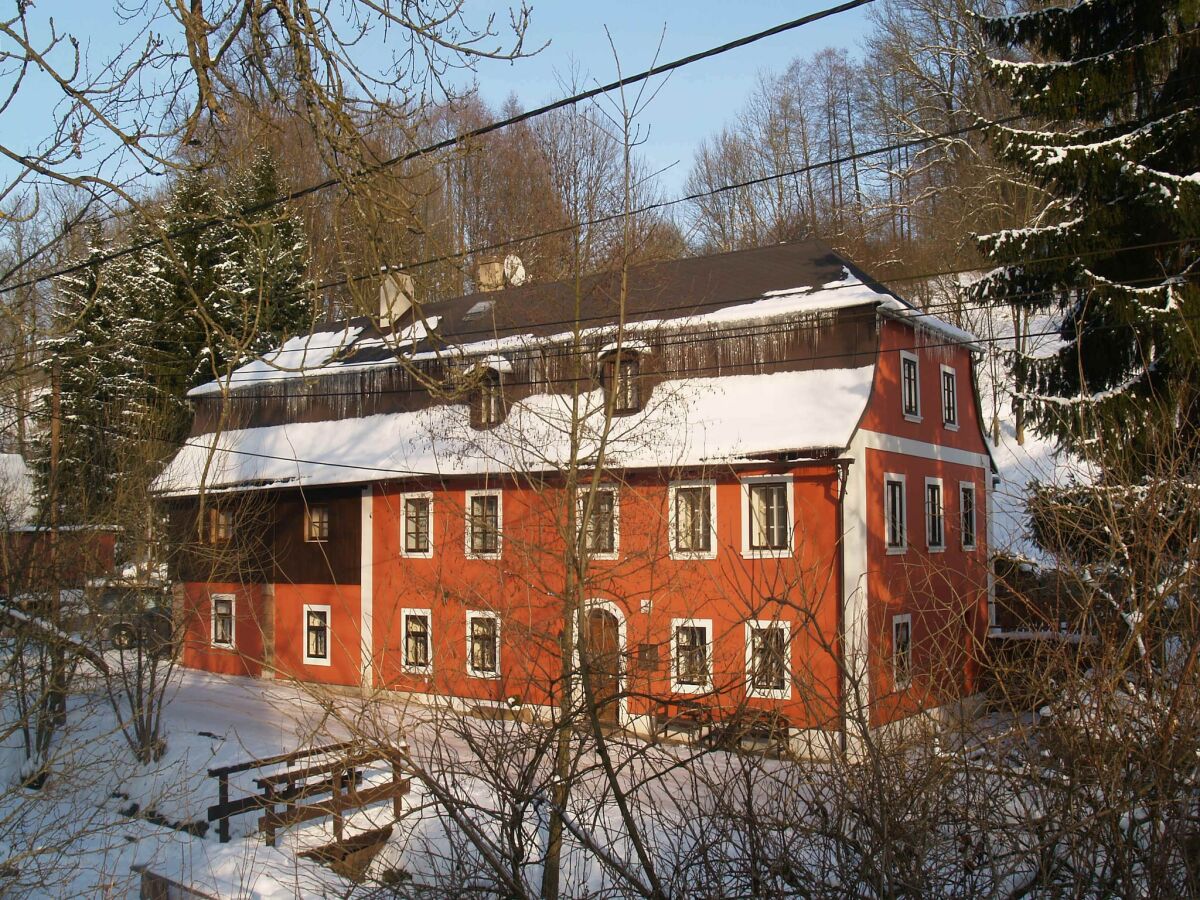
884 473 907 555
893 613 913 690
577 485 620 560
302 604 332 667
670 617 713 694
401 607 433 675
741 474 794 559
210 593 235 648
900 350 921 422
940 364 959 431
399 491 434 559
745 619 791 700
925 477 945 552
466 610 501 679
464 489 503 559
960 481 978 551
668 480 717 560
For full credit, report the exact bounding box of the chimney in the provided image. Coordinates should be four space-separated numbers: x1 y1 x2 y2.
476 254 526 293
379 269 414 327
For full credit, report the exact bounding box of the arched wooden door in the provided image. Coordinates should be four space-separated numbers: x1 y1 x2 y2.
584 608 622 726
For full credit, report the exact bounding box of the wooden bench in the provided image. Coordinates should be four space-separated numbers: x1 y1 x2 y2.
651 699 713 740
706 710 791 753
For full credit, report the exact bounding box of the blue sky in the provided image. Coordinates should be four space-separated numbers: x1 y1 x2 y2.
0 1 868 204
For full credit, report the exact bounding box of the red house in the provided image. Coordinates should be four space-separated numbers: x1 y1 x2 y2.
156 240 994 750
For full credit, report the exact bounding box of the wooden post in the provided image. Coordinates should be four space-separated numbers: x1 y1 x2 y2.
332 768 343 841
263 781 276 848
392 756 404 818
218 774 230 843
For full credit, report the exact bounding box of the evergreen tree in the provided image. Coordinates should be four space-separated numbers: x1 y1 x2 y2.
972 0 1200 462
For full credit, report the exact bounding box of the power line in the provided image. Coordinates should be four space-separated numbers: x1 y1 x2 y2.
0 0 876 298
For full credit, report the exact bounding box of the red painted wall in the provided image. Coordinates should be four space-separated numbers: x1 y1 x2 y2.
271 582 362 687
180 582 266 677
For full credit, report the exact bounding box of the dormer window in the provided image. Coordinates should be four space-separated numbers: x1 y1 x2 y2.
472 370 506 429
601 351 643 414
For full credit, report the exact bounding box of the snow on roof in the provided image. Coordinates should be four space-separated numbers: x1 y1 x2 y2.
0 453 35 527
154 366 875 494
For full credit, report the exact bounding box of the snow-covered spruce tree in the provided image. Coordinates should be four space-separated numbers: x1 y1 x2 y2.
973 0 1200 460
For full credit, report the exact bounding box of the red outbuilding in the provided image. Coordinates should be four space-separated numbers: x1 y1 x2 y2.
156 240 995 750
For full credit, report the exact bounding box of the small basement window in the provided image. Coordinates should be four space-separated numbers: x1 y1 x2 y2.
305 504 330 542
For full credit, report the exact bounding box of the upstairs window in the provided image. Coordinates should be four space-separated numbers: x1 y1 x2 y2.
207 507 232 544
925 478 945 551
747 481 790 552
305 504 330 542
960 483 977 550
893 614 912 689
601 351 643 414
580 488 618 556
211 594 234 648
746 621 789 698
885 475 907 553
466 491 502 558
304 605 331 666
402 609 432 674
941 365 958 429
671 483 715 557
672 619 711 692
401 494 433 557
467 612 499 678
900 351 920 419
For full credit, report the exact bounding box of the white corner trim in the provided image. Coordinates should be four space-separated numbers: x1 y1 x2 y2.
745 619 792 700
401 607 433 676
670 617 713 694
857 430 990 470
668 480 718 560
464 489 503 560
360 486 373 685
842 432 871 717
303 603 332 667
399 490 434 559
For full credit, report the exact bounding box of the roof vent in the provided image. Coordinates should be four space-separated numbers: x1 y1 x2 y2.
379 269 414 327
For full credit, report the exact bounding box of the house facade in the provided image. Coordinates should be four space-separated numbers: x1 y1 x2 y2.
156 240 994 746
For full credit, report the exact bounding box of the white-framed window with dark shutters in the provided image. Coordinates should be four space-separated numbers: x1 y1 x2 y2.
742 476 792 557
940 364 959 430
745 620 790 700
402 608 432 675
900 351 921 420
466 611 500 679
669 481 716 559
885 474 907 554
211 593 234 648
400 492 433 558
893 613 912 689
303 604 331 666
465 490 502 559
579 487 618 558
671 618 712 693
305 504 330 542
960 482 978 550
925 478 945 551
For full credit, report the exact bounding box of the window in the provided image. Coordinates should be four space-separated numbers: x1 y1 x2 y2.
579 488 618 557
960 482 977 550
211 594 234 647
885 474 907 553
671 618 712 692
940 365 958 429
402 608 432 674
466 612 499 678
303 605 331 666
893 614 912 689
670 482 715 558
745 478 791 554
475 372 505 428
603 352 642 413
746 621 790 699
925 478 945 551
465 490 502 558
401 493 433 557
207 507 232 544
900 351 921 419
305 504 329 542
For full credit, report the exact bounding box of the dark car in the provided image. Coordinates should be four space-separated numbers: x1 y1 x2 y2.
96 586 175 655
